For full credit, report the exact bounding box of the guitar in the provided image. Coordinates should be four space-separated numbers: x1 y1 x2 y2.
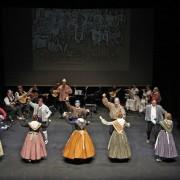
109 88 121 98
16 88 33 104
51 89 59 97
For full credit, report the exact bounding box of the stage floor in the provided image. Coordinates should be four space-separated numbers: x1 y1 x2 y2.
0 107 180 180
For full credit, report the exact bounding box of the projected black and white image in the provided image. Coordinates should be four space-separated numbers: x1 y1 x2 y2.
32 8 130 71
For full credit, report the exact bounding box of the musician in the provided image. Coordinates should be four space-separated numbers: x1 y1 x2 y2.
32 84 39 92
48 82 60 109
29 97 52 144
143 85 152 104
4 89 21 120
125 85 140 112
15 85 31 119
151 87 161 104
57 78 72 118
131 84 139 96
29 84 40 103
108 85 121 102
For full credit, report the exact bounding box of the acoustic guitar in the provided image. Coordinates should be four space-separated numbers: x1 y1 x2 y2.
16 88 33 104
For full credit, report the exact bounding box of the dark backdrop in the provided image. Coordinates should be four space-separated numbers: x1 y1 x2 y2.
153 8 180 123
1 7 180 121
1 8 154 86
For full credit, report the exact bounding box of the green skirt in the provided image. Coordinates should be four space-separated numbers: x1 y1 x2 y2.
0 140 4 157
108 130 131 159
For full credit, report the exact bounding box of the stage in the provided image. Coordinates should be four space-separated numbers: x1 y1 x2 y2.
0 108 180 180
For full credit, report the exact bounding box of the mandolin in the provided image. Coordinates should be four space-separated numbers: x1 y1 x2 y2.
109 88 121 98
51 90 59 97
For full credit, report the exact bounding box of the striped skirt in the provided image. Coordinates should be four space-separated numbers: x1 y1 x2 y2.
21 131 47 161
108 130 131 159
155 130 178 158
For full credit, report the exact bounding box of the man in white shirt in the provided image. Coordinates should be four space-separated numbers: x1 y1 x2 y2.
29 97 52 144
145 99 167 143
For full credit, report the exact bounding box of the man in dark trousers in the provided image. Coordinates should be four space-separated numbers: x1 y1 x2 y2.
145 99 167 143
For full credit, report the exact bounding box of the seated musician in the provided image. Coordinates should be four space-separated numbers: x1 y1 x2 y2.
15 85 32 119
4 89 21 120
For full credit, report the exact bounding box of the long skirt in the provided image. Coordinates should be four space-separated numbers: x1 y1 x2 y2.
0 140 4 157
63 130 95 159
155 130 178 158
21 132 47 161
108 130 131 159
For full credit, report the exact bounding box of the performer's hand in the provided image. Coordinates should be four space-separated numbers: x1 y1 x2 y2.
65 96 69 101
63 112 68 117
86 109 90 113
99 116 103 120
102 93 106 97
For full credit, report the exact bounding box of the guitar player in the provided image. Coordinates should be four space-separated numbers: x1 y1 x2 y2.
57 78 73 119
15 85 32 119
108 85 121 102
4 89 21 121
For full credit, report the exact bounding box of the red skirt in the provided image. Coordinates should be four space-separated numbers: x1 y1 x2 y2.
20 131 47 160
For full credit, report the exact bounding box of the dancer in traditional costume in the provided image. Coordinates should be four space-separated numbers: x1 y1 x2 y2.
154 113 178 162
0 124 9 158
20 118 50 162
102 93 126 134
0 139 4 158
62 115 95 160
99 116 131 160
29 98 52 144
0 107 9 158
65 98 89 119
